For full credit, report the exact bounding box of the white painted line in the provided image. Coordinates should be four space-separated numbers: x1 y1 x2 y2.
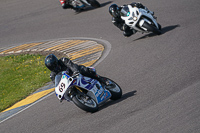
0 92 54 124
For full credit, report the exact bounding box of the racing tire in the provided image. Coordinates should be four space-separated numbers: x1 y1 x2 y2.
104 78 122 100
72 93 98 113
87 0 100 8
143 21 162 35
158 23 162 30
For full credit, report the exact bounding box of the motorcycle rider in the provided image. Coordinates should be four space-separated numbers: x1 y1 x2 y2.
59 0 81 12
109 2 154 37
45 54 108 85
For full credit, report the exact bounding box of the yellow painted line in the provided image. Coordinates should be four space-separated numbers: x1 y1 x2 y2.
69 45 104 60
44 40 88 51
81 59 98 67
44 40 79 51
2 88 54 113
0 42 43 54
53 40 88 51
0 39 105 114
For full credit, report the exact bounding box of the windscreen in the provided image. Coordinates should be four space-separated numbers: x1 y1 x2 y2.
55 72 62 87
120 6 130 17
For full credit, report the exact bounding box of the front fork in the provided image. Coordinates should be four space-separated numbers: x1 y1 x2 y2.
139 17 159 31
69 86 86 99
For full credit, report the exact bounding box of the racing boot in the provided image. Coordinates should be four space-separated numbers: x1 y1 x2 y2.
123 24 137 37
95 74 117 90
94 74 110 86
99 77 110 86
88 67 110 86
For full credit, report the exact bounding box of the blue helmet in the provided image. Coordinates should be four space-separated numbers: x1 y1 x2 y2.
109 4 120 18
45 54 59 72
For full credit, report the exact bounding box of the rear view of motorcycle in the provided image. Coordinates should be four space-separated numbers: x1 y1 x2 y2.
54 70 122 112
121 5 162 35
70 0 100 11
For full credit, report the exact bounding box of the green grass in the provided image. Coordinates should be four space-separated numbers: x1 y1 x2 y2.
0 54 51 112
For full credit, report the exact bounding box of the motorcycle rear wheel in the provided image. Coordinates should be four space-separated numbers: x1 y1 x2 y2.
143 21 162 35
72 93 98 112
104 78 122 100
87 0 100 8
158 23 162 30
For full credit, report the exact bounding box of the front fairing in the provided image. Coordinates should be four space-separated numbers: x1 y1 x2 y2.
121 5 159 31
121 5 140 27
55 71 72 101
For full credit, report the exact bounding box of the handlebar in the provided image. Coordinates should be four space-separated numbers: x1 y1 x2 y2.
71 71 80 78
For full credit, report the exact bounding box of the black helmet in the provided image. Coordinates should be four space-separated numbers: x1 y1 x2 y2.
45 54 59 72
109 4 120 18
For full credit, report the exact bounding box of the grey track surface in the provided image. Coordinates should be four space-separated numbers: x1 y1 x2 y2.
0 0 200 133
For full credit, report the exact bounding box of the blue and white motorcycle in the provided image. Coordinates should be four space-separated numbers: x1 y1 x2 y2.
55 68 122 112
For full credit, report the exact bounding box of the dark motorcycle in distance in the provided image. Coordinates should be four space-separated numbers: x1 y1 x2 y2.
70 0 100 11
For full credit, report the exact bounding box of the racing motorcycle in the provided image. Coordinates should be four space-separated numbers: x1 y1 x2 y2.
121 5 162 35
69 0 100 10
55 68 122 112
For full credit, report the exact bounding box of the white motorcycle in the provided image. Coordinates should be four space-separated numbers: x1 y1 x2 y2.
55 68 122 112
69 0 100 10
121 5 162 35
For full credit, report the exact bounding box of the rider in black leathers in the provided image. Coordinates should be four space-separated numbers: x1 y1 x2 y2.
59 0 81 12
109 2 154 37
45 54 107 85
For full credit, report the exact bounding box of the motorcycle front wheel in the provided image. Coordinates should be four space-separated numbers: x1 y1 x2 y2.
72 93 98 112
142 21 162 35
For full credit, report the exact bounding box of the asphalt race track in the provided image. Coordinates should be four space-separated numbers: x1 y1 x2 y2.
0 0 200 133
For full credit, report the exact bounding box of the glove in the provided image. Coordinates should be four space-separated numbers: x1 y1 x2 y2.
73 71 79 77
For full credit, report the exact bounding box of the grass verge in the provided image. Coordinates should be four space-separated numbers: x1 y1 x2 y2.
0 54 51 112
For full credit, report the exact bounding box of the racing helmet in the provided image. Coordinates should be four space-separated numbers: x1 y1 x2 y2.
45 54 60 72
109 4 121 18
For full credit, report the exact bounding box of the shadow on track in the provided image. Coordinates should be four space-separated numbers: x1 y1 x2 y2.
132 24 180 41
161 24 180 34
98 90 137 111
75 1 113 14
